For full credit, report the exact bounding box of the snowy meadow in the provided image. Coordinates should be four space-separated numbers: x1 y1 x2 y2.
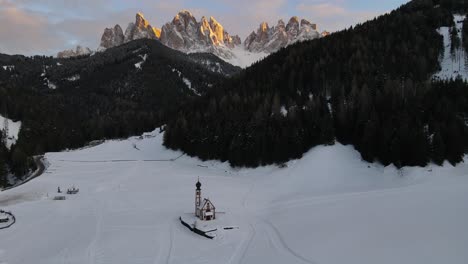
0 130 467 264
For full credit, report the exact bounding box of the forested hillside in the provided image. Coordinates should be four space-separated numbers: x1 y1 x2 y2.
164 0 468 167
2 0 468 187
0 39 239 186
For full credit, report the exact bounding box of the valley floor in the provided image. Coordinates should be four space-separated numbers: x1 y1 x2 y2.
0 130 467 264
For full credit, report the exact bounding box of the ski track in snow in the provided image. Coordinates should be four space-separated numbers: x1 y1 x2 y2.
260 219 316 264
166 223 174 264
154 220 174 264
86 199 103 264
232 223 256 264
258 180 422 215
0 130 468 264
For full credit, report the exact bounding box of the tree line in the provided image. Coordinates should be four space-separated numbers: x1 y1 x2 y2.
0 39 234 187
164 0 468 167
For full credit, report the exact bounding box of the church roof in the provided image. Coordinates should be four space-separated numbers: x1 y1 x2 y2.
201 198 215 210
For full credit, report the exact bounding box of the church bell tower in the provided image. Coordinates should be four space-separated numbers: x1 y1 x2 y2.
195 178 202 216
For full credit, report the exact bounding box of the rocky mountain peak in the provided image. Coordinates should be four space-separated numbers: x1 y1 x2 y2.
277 20 286 29
153 27 161 38
176 10 195 19
96 11 325 67
286 16 300 38
209 16 220 25
135 12 149 27
226 34 242 48
160 10 240 53
244 16 320 53
135 13 161 38
209 16 224 45
244 21 272 53
98 12 160 51
57 45 92 58
301 19 317 32
288 16 300 24
200 16 210 32
259 22 270 33
173 10 197 29
125 12 160 42
99 24 124 50
300 19 310 28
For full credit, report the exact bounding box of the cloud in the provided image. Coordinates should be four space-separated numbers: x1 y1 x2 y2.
8 0 110 18
0 0 292 55
296 2 384 32
0 0 396 56
0 1 65 55
0 0 139 55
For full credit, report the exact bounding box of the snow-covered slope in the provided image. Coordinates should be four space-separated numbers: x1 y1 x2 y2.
0 130 467 264
0 115 21 149
434 14 468 80
223 47 269 68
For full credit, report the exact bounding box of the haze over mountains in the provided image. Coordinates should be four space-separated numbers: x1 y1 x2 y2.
59 11 328 67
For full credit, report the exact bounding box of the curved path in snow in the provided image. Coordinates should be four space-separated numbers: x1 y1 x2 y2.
1 156 45 194
0 211 16 230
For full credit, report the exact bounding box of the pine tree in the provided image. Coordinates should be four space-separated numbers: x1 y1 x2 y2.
11 147 27 177
432 128 446 165
0 151 7 187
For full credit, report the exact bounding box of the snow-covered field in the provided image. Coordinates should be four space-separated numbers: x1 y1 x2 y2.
0 130 467 264
0 115 21 149
434 14 468 80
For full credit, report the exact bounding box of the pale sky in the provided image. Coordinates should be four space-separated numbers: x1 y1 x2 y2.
0 0 410 56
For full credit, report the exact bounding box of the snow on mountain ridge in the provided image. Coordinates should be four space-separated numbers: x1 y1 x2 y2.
244 17 321 53
160 11 241 54
93 11 326 67
57 45 92 58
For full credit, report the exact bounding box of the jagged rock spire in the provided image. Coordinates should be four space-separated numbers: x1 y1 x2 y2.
100 24 124 49
244 16 320 53
124 12 161 43
159 10 241 52
95 11 324 64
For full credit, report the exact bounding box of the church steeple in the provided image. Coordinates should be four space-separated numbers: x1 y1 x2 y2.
196 178 201 191
191 178 217 221
195 178 202 216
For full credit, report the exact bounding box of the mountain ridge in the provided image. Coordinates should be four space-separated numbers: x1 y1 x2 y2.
57 11 326 66
0 38 240 182
162 0 468 168
244 16 321 53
